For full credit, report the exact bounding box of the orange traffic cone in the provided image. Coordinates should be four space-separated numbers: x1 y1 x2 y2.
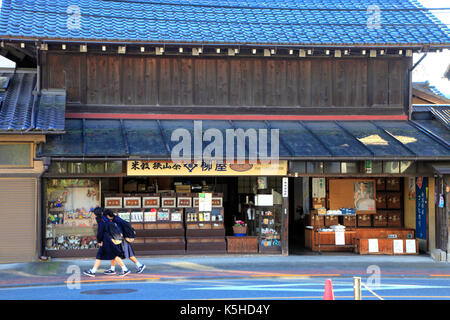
323 279 335 300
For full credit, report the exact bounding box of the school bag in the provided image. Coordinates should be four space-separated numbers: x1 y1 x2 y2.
106 221 123 245
121 220 136 243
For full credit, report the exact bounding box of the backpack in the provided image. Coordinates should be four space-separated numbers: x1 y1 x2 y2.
106 221 123 245
121 220 136 243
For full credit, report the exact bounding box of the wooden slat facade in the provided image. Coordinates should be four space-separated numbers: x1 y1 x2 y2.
0 178 37 263
42 53 410 112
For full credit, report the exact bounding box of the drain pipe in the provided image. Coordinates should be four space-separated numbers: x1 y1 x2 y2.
407 50 428 120
35 41 41 93
35 156 50 261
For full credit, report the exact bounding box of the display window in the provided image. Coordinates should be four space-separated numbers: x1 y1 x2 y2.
43 174 285 256
45 179 100 251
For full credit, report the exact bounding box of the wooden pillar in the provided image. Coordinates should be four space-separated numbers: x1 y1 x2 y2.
282 177 289 256
446 176 450 257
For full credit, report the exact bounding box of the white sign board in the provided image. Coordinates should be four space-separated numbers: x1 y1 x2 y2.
335 231 345 246
405 240 416 253
198 193 212 212
368 239 379 253
255 194 274 206
312 178 326 198
393 240 404 254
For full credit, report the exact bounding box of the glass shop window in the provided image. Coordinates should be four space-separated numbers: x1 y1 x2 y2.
68 162 86 174
324 162 341 174
0 143 32 167
86 162 105 174
400 161 416 174
383 161 400 174
290 161 306 174
341 162 359 174
307 162 324 174
48 162 68 174
370 161 383 174
45 179 100 251
105 161 123 174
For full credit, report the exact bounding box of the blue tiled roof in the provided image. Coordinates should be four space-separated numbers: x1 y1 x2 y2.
0 0 449 46
39 119 450 159
0 71 66 132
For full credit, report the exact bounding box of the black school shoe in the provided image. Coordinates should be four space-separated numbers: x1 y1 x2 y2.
104 269 116 275
118 269 131 277
136 265 146 274
83 270 95 277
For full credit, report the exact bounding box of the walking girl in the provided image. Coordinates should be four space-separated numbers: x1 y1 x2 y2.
83 207 130 277
103 209 146 275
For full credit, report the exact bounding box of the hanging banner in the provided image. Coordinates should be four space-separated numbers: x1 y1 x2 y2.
127 160 287 176
415 177 428 240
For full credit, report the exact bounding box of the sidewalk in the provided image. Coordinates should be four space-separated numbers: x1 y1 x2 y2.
0 253 449 288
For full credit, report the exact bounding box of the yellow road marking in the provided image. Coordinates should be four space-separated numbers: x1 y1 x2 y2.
165 262 222 272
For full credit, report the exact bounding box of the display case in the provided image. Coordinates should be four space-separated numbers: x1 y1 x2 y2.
306 210 357 252
139 208 185 236
135 207 185 255
185 199 226 254
105 193 186 254
375 178 404 228
44 179 100 257
185 208 225 237
256 205 282 254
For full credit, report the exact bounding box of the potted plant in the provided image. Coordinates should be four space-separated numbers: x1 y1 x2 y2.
233 220 247 237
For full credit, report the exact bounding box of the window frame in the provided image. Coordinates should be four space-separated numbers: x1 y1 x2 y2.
0 142 34 168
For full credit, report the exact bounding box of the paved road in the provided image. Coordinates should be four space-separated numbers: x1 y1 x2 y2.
1 276 450 300
0 254 449 301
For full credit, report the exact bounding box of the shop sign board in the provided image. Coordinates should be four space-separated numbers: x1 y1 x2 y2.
127 160 287 176
415 177 427 240
312 178 326 198
282 177 288 198
255 194 273 206
199 193 212 212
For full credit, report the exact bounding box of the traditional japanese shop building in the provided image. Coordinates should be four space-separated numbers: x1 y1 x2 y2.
0 0 449 262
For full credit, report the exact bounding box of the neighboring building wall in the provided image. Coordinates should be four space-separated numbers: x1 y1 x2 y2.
0 178 38 263
0 135 46 263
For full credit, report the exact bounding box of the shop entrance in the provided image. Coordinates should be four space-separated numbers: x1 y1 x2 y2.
288 177 308 254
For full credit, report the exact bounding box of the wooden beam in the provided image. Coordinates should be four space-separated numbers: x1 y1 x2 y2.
65 113 409 121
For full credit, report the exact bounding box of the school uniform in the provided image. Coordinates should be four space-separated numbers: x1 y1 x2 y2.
112 216 136 259
96 216 124 260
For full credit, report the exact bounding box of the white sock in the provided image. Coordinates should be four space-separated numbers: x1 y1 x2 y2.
91 267 97 273
136 262 143 268
110 266 115 271
121 265 128 272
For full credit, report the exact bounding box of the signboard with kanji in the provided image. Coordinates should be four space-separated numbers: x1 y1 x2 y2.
415 176 428 240
127 160 287 176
